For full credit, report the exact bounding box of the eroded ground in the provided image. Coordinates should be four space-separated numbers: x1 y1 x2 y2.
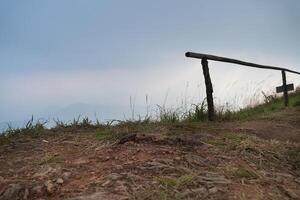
0 108 300 200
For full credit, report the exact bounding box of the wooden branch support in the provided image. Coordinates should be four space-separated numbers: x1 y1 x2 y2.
201 59 215 121
281 70 289 106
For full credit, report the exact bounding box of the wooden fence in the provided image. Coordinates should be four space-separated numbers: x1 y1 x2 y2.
185 52 300 121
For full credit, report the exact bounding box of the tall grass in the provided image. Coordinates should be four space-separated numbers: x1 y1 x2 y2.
1 87 299 136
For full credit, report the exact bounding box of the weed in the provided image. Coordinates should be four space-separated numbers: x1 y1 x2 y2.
2 116 46 136
156 174 195 189
53 116 100 129
133 174 197 200
156 176 177 187
37 153 64 165
53 118 68 129
157 105 181 123
207 133 246 150
96 129 124 142
184 102 207 122
234 167 258 179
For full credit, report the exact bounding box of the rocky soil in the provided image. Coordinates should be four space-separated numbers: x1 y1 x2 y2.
0 108 300 200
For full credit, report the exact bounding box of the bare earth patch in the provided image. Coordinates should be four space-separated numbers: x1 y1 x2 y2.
0 108 300 199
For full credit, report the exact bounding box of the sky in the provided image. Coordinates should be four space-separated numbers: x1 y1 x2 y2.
0 0 300 126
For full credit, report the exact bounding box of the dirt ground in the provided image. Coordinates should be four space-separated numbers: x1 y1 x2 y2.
0 108 300 200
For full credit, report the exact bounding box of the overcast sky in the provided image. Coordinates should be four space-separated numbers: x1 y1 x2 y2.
0 0 300 124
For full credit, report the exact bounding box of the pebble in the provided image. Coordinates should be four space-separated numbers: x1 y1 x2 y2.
115 165 124 170
209 187 218 194
23 188 29 200
108 173 122 181
44 180 55 194
62 172 72 180
56 178 64 184
175 156 181 161
101 180 111 187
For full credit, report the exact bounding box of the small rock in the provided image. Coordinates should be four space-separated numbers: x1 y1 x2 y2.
175 156 181 161
102 156 110 161
115 165 124 170
101 180 112 187
44 180 55 194
73 158 90 165
62 172 72 181
0 183 23 200
56 178 64 184
23 188 29 200
33 166 61 178
209 187 218 194
107 173 122 181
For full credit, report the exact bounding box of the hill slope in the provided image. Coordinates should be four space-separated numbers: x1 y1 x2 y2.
0 100 300 199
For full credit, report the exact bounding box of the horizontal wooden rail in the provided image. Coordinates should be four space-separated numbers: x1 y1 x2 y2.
185 52 300 75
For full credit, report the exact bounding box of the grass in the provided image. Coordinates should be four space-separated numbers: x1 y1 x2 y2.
131 174 196 200
156 174 195 189
207 133 247 150
156 90 300 123
234 167 259 179
53 116 104 129
1 89 299 146
3 116 47 136
95 129 121 142
228 90 300 120
37 153 64 165
0 116 47 145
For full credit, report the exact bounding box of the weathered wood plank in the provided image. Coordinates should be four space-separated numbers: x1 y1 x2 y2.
185 52 300 75
276 84 294 93
201 59 215 121
281 70 289 106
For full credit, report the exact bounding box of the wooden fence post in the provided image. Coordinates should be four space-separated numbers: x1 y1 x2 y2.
201 58 215 121
281 70 289 106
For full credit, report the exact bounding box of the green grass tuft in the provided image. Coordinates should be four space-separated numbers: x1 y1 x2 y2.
156 174 195 189
95 129 124 142
234 167 258 179
207 133 247 150
37 154 64 165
